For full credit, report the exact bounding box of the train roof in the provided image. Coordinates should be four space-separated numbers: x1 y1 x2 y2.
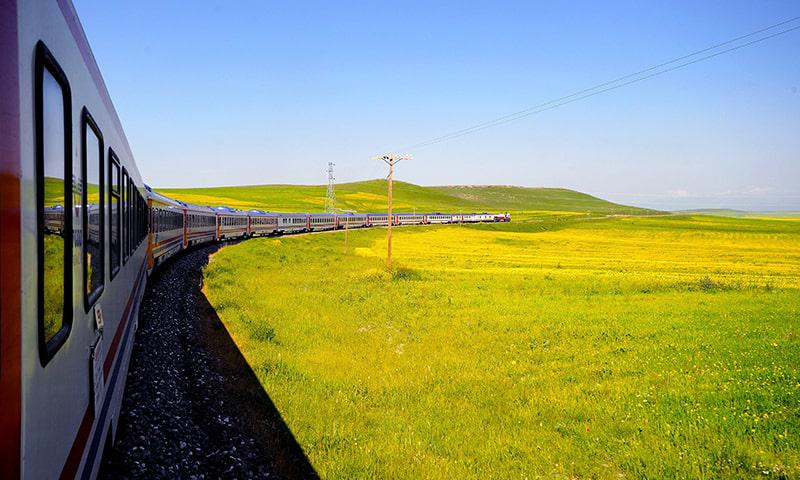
213 206 248 215
184 203 216 213
145 187 184 207
247 209 279 216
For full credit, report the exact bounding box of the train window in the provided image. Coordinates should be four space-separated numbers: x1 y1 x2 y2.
108 151 120 278
35 42 73 363
127 179 133 253
121 168 128 263
82 109 104 311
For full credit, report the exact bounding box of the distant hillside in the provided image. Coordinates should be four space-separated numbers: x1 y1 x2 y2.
157 180 655 216
677 209 800 219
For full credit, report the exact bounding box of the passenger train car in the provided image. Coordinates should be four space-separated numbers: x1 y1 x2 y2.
0 2 510 479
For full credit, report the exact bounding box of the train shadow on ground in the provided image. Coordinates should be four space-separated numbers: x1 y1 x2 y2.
100 240 319 479
196 263 319 479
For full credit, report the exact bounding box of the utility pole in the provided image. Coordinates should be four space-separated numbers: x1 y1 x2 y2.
371 154 412 267
325 162 336 213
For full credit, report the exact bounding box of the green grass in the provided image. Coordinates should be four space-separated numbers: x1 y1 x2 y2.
203 214 800 479
158 179 657 217
43 233 64 340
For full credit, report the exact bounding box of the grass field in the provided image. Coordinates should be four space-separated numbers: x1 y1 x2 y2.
158 180 656 218
202 214 800 479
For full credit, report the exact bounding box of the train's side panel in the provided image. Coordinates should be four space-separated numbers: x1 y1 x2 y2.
249 213 278 236
149 195 184 267
185 205 216 246
217 213 248 239
17 2 147 479
0 0 21 478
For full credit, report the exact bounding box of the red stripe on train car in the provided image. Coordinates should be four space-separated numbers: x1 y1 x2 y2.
153 234 183 249
58 408 95 480
0 0 21 477
61 263 145 479
103 262 145 381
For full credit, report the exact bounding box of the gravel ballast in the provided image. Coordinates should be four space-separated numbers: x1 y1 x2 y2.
99 243 318 479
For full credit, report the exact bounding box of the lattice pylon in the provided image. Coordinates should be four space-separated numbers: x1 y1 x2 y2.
324 162 336 213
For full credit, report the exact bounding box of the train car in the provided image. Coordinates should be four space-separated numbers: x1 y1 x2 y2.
494 213 512 222
276 213 309 234
1 2 150 478
308 213 337 231
248 210 279 237
185 203 217 246
426 213 450 224
147 188 185 270
214 206 249 240
43 204 66 234
337 213 368 229
367 214 389 226
396 214 425 225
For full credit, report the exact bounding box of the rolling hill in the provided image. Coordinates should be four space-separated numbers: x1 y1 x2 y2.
157 180 656 216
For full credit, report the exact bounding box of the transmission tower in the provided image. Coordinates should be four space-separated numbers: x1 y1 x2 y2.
324 162 336 213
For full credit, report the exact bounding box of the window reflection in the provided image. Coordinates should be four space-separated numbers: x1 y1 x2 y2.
41 68 66 342
84 123 103 302
109 155 120 276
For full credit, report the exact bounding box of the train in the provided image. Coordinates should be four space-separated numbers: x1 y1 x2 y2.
146 195 510 271
0 2 510 479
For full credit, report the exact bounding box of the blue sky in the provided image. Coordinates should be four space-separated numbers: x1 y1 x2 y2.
73 1 800 210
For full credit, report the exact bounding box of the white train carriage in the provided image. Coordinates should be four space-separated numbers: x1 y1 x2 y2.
338 213 368 229
367 214 389 226
1 2 150 477
185 203 217 246
426 213 451 224
147 189 185 270
396 213 425 225
277 213 309 233
248 210 279 237
215 206 249 240
308 213 338 231
44 204 66 233
476 213 494 222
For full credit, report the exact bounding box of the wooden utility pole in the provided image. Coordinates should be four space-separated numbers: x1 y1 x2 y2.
371 154 412 267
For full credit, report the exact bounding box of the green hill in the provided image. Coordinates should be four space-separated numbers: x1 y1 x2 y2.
156 179 656 216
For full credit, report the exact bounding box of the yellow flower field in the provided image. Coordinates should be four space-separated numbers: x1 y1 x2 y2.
203 214 800 479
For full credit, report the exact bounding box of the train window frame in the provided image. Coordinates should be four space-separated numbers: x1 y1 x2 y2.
108 150 121 280
130 181 135 250
81 108 105 312
35 41 73 365
127 179 132 254
121 168 128 264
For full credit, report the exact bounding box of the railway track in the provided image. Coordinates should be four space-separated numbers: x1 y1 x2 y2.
99 242 318 479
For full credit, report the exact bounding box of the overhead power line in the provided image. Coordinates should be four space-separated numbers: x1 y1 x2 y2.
397 16 800 152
